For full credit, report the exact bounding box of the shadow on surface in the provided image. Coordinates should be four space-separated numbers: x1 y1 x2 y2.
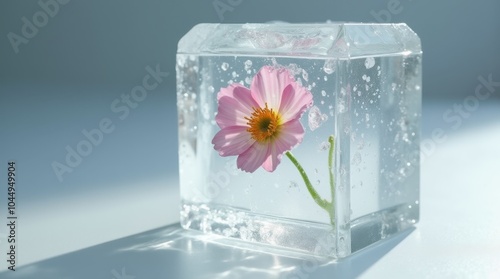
1 223 414 279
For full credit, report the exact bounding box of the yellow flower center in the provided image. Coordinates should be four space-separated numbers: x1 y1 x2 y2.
245 104 281 143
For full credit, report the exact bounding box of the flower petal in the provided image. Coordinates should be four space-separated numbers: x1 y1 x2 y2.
237 142 270 173
212 126 255 156
279 83 313 123
250 66 294 110
261 120 305 172
215 84 258 128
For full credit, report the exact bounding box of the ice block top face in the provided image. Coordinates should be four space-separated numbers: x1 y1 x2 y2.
178 23 421 58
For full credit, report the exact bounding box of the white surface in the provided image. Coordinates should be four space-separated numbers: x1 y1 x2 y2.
2 104 500 278
361 122 500 278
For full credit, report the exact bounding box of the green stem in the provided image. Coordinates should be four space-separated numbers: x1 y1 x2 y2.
285 151 330 211
328 135 335 226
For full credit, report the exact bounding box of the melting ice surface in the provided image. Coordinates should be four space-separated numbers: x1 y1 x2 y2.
177 23 422 258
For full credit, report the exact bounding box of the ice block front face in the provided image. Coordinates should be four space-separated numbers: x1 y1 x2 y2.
177 23 421 258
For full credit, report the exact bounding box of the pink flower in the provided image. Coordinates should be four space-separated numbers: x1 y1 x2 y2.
212 66 313 173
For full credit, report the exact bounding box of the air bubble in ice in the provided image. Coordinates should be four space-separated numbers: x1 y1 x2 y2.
232 71 238 78
221 62 229 71
351 152 362 165
286 63 302 76
340 167 346 176
245 77 252 85
365 57 376 69
337 100 346 113
302 70 309 82
308 105 328 131
338 236 347 256
321 90 327 97
323 59 336 74
208 86 215 93
319 141 330 151
201 104 210 120
244 60 253 71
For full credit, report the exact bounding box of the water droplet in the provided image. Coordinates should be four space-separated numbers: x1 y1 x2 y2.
362 74 367 81
289 181 298 188
324 76 328 81
365 57 375 69
365 113 370 122
321 90 327 97
323 59 336 74
308 105 328 131
244 60 253 71
232 71 238 78
221 62 229 71
245 77 252 84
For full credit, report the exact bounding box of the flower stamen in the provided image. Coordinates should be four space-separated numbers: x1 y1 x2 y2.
245 103 281 142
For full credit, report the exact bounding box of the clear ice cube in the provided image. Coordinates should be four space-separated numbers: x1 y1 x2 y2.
177 23 421 258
